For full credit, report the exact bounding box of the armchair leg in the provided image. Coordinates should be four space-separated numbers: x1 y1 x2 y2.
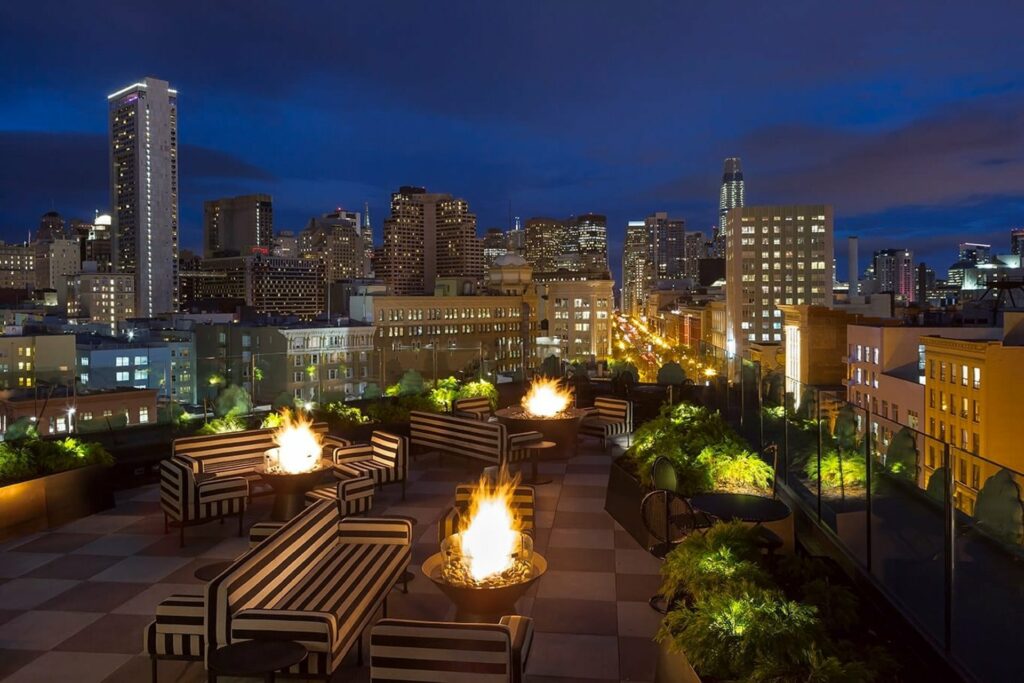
151 656 157 683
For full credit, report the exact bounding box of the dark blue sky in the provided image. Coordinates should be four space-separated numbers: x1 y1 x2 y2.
2 1 1023 280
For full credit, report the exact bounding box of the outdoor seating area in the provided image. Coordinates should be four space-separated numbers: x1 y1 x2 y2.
0 409 667 683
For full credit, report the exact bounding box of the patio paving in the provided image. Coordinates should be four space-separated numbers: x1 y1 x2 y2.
0 436 660 682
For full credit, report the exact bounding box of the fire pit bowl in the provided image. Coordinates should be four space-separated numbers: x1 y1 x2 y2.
495 406 587 458
257 459 329 521
422 547 547 623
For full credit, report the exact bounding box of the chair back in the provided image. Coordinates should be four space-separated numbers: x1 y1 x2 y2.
370 619 515 682
640 489 700 553
651 456 678 493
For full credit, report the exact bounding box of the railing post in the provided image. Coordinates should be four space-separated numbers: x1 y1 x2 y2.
943 442 954 654
815 389 822 523
864 406 873 574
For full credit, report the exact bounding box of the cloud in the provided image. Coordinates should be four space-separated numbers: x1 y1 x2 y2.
0 131 273 232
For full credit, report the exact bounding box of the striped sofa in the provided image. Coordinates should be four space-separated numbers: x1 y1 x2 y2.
410 411 542 468
438 483 536 544
171 422 345 497
453 395 494 421
580 397 633 449
330 431 408 500
207 500 412 680
159 459 248 547
370 616 534 683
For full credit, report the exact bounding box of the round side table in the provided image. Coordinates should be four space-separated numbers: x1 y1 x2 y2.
193 560 233 582
523 440 557 485
208 639 307 682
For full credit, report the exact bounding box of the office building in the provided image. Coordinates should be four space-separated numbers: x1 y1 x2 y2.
540 279 614 360
0 333 76 390
376 186 482 295
725 205 833 356
67 269 136 332
482 228 509 267
1011 228 1024 257
73 213 113 272
873 249 915 302
273 230 298 258
622 221 651 317
302 209 369 282
717 157 744 256
200 253 324 319
645 212 685 279
108 77 179 317
525 218 567 273
34 237 80 304
575 213 609 274
203 194 273 257
683 231 706 280
0 387 157 435
0 242 35 290
195 322 377 403
958 242 991 264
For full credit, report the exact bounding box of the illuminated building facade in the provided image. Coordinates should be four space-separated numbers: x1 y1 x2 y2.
203 194 273 257
108 77 179 317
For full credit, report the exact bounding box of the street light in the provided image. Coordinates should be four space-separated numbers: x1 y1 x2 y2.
66 407 76 433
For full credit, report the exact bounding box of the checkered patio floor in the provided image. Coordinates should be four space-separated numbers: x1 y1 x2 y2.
0 437 661 682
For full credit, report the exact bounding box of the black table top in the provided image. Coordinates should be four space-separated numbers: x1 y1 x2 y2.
689 492 791 523
193 560 233 582
209 639 307 676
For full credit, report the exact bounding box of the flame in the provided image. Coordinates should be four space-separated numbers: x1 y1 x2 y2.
269 409 323 474
460 470 522 582
521 377 573 418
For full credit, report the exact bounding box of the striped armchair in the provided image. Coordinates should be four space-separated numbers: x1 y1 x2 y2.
580 397 633 449
306 474 376 514
453 395 494 421
144 593 205 682
331 431 408 500
159 458 248 547
371 616 534 683
207 501 412 680
438 483 536 544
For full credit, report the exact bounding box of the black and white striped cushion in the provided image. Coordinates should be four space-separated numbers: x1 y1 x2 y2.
144 593 205 659
453 396 493 420
370 617 532 682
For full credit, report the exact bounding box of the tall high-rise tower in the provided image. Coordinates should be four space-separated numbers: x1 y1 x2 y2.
717 157 744 257
623 221 652 317
873 248 915 302
644 212 685 280
108 77 179 316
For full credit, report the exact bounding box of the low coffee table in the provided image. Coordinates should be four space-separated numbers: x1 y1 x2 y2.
523 440 557 485
208 639 307 682
194 560 233 582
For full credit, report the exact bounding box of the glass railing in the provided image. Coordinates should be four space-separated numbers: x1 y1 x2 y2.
716 362 1022 682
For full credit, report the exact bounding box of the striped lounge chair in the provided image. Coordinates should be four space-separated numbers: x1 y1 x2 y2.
453 395 494 421
207 501 412 680
159 459 248 547
330 431 408 501
171 422 346 498
438 483 536 544
370 616 534 683
144 593 206 682
579 397 633 449
410 411 542 468
306 474 376 514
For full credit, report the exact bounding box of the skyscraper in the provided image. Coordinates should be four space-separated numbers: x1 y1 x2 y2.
682 231 706 280
644 212 685 279
1010 228 1024 256
482 228 509 267
622 221 652 317
872 248 915 302
524 218 566 273
203 194 273 257
302 209 368 282
717 157 744 257
108 77 179 317
725 205 833 354
376 186 481 295
575 213 609 274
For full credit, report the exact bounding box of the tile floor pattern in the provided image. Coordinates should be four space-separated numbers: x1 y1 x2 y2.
0 439 662 682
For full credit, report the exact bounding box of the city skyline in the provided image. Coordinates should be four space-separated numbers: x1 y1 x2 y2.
2 3 1024 281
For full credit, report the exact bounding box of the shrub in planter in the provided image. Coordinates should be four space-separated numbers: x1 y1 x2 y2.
699 445 773 494
427 376 460 412
456 379 499 410
319 402 372 431
0 432 114 487
974 469 1024 545
215 384 253 417
657 520 894 681
196 410 247 435
805 449 867 489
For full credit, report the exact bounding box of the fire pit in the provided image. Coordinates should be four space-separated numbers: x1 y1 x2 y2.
495 377 587 458
259 410 330 521
423 471 547 622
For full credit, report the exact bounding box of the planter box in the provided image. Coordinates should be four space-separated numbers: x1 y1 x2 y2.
0 464 114 541
655 640 702 683
605 455 653 548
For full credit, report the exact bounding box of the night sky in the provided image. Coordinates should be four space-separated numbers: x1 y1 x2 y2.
2 1 1023 281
